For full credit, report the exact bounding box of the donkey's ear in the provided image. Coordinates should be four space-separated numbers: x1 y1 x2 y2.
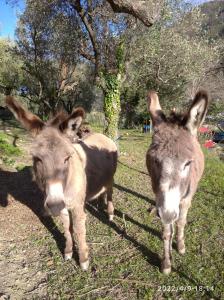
49 111 68 127
147 91 166 126
60 107 85 138
185 90 209 136
5 96 44 136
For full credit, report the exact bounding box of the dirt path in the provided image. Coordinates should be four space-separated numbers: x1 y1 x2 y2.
0 131 49 299
0 199 48 299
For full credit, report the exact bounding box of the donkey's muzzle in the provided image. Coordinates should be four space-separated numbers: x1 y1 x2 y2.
45 198 65 216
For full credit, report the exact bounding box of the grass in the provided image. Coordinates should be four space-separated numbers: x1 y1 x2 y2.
29 129 223 300
0 132 22 157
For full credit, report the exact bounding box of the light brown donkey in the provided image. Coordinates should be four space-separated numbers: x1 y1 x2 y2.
6 96 117 271
146 90 209 274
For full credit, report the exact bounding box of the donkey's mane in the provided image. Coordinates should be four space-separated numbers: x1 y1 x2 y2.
166 111 188 127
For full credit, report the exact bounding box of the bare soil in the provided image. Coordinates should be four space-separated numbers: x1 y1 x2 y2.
0 163 50 299
0 127 50 299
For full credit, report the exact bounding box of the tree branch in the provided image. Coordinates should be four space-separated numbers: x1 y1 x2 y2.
79 48 96 63
69 0 101 75
106 0 164 27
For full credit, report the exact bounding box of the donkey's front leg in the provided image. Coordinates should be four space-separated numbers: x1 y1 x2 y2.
107 182 114 221
72 207 89 271
162 223 174 275
177 202 191 255
60 208 73 260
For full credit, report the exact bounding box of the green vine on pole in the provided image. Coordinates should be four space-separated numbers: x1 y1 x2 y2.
102 42 125 143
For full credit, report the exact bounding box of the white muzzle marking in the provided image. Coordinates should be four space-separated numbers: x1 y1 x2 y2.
164 186 180 213
159 183 180 223
48 182 64 198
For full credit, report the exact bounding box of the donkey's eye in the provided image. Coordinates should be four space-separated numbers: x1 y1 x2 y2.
64 156 70 164
154 159 160 165
184 160 192 169
34 156 42 163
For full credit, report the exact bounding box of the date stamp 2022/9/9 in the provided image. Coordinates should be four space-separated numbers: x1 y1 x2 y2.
157 285 215 293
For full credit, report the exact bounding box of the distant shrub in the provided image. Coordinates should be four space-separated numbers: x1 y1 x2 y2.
0 133 22 156
86 111 105 128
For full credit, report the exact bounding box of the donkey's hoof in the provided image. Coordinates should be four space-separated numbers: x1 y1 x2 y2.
178 247 186 255
80 259 89 271
109 214 114 221
162 267 171 275
64 252 73 260
177 241 185 255
161 261 171 275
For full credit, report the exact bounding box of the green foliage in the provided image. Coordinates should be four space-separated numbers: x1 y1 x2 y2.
123 2 219 117
0 38 23 92
86 111 105 128
15 0 95 116
15 164 27 171
0 133 21 156
101 42 125 140
2 157 16 166
103 73 122 140
11 0 223 127
200 0 224 41
116 42 125 73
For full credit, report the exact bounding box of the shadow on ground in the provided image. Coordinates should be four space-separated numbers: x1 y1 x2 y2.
114 183 154 205
86 199 161 268
0 166 159 268
0 167 66 257
118 160 149 176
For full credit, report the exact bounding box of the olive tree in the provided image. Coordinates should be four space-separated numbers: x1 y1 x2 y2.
125 6 218 112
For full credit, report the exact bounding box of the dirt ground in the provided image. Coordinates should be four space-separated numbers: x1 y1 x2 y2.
0 128 51 299
0 163 50 299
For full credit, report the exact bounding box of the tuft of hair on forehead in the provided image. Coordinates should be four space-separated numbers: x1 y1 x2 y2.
48 111 69 127
166 111 188 126
166 90 209 128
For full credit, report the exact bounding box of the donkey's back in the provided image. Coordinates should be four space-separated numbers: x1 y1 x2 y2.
74 133 117 201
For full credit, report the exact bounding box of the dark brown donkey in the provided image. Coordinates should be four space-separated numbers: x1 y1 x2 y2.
6 96 117 271
146 90 209 274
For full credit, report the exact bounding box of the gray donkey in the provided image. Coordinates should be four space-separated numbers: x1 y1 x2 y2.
6 96 117 271
146 90 209 274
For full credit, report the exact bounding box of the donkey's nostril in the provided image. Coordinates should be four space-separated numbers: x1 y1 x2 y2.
45 199 65 216
156 210 160 218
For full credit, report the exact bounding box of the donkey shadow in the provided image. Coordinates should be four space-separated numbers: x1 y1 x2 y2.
86 198 161 268
0 166 66 257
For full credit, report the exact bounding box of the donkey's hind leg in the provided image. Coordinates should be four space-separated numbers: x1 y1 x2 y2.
107 181 114 221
